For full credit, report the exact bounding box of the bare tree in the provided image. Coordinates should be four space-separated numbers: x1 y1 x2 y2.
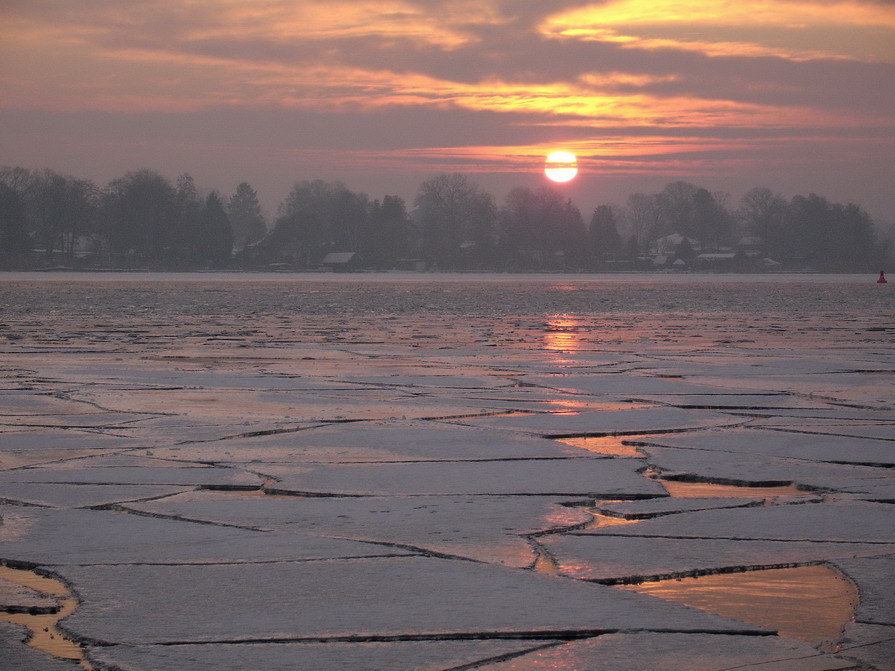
414 173 496 269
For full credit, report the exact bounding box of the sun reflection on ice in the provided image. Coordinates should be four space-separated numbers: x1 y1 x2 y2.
543 315 587 354
556 435 643 457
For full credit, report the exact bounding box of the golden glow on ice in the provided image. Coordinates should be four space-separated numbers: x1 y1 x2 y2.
618 564 859 645
659 479 809 500
557 436 643 457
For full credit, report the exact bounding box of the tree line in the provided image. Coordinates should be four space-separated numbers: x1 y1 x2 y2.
1 165 890 272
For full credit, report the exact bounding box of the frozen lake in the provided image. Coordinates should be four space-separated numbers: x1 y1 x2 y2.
0 273 892 670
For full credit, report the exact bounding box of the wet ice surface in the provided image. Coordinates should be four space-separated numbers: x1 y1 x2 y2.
0 273 892 670
478 632 859 671
86 640 555 671
125 492 591 567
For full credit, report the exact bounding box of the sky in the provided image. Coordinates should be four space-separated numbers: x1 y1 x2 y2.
2 0 894 221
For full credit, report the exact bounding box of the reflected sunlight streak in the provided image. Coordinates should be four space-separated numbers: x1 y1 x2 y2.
543 316 588 353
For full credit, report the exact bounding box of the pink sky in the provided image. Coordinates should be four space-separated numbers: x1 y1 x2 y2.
2 0 894 220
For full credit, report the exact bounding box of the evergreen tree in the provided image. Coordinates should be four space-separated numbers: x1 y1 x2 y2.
25 169 97 259
196 192 233 266
258 181 369 268
366 195 411 268
227 182 266 249
499 186 585 268
739 187 788 257
589 205 622 261
175 172 202 263
674 236 695 262
0 184 31 256
786 194 879 271
101 170 177 265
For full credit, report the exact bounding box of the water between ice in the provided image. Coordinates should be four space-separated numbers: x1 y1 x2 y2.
545 436 858 646
0 565 88 668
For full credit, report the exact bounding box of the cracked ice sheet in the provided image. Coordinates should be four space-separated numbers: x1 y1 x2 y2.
577 501 895 543
124 491 592 567
650 351 892 377
266 458 666 497
0 391 116 415
0 429 150 465
595 496 763 518
1 447 125 471
830 556 895 625
692 372 893 407
753 422 895 442
517 374 749 396
32 363 367 393
0 410 152 429
0 466 258 488
149 421 584 464
838 623 895 671
86 640 551 671
0 577 59 612
0 483 192 508
0 457 262 487
637 444 892 492
83 387 508 424
628 394 831 410
540 534 895 582
0 507 415 565
23 453 205 469
632 428 895 467
340 373 513 390
55 557 766 646
724 407 895 422
475 632 855 670
431 390 651 414
110 418 324 445
459 407 739 437
837 480 895 500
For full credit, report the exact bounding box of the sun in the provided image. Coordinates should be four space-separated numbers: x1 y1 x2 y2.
544 151 578 183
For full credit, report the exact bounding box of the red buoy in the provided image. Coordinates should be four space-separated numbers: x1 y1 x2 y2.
878 271 888 283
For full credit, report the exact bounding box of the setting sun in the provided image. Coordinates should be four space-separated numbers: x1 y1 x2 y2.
545 151 578 182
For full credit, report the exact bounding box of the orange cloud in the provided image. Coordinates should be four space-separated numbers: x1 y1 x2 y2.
336 132 895 179
543 0 895 28
541 0 895 62
191 0 503 47
0 29 865 133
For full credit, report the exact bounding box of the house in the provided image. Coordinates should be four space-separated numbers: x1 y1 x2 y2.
320 252 363 272
396 258 426 271
653 233 703 254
